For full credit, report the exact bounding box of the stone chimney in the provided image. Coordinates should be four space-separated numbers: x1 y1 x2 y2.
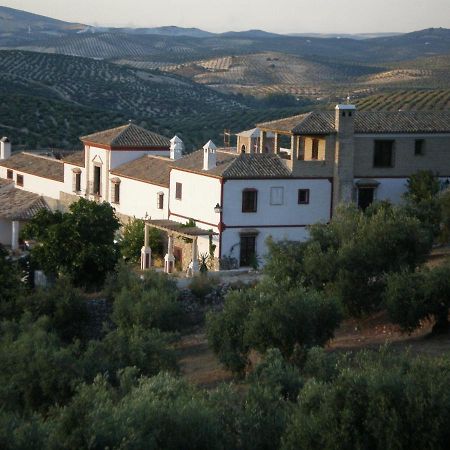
0 137 11 160
333 104 356 208
203 140 217 170
170 135 184 160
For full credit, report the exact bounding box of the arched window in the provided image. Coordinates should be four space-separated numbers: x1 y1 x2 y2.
241 145 246 154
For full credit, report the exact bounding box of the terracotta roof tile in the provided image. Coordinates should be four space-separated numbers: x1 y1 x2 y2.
81 123 170 148
111 155 173 187
0 153 64 182
258 111 450 135
172 150 291 179
63 150 85 167
0 188 50 220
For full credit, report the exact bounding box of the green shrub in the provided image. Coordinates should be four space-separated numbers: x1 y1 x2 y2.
188 274 220 300
111 272 183 333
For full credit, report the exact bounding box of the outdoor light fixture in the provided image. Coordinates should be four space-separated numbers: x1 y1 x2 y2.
214 203 222 213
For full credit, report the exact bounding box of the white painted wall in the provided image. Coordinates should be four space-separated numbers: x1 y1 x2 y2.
63 163 87 197
110 149 169 169
169 169 222 228
113 176 169 220
223 178 332 227
84 145 110 202
0 166 64 199
220 226 309 263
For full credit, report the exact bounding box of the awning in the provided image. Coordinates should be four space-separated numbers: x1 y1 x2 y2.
355 179 380 187
145 219 218 239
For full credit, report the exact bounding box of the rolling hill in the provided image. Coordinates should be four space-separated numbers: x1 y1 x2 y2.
0 50 243 118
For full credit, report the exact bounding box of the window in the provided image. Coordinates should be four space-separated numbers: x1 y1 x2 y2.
175 182 182 200
113 183 120 204
93 165 101 196
157 192 164 209
373 140 394 168
311 139 319 160
72 170 81 193
242 189 258 212
297 137 305 160
415 139 424 156
270 186 284 205
6 169 13 179
298 189 310 204
240 234 257 267
241 145 246 154
16 174 23 187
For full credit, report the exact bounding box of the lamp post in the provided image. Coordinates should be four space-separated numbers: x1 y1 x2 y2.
214 203 222 214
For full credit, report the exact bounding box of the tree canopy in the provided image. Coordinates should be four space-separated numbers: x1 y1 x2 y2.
22 198 120 289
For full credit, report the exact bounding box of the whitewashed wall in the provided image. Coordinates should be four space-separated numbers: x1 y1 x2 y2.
223 178 332 227
169 170 222 228
63 163 86 197
113 176 169 220
84 145 110 202
110 149 169 169
221 226 309 263
0 166 64 199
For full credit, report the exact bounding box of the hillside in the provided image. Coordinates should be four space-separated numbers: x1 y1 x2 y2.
0 50 243 118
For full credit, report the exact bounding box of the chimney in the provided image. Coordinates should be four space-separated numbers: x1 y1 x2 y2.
335 104 356 135
170 135 184 160
203 140 217 170
0 137 11 160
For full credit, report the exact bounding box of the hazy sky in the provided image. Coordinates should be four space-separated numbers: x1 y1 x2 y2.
2 0 450 34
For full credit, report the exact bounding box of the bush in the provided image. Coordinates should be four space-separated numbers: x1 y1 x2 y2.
206 289 254 375
111 269 183 332
281 350 450 450
19 278 88 342
245 281 342 359
0 315 81 413
82 326 179 384
188 274 220 300
385 263 450 334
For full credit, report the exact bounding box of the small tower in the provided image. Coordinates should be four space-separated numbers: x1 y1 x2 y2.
333 104 356 207
203 140 217 170
170 135 184 160
0 137 11 160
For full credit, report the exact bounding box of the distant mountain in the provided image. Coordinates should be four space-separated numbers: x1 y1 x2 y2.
220 29 282 38
288 32 402 40
0 6 85 34
120 26 214 38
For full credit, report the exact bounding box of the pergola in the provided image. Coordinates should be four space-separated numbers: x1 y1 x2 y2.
142 219 217 275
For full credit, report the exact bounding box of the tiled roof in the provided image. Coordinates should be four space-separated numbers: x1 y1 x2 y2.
63 150 85 167
0 178 13 188
236 128 275 138
81 123 170 148
258 111 450 135
0 188 49 220
171 149 237 177
222 154 291 178
111 155 173 187
0 152 64 182
172 149 291 179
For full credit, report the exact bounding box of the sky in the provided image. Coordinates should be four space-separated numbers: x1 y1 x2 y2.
2 0 450 34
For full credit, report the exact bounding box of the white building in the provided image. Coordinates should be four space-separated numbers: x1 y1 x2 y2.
0 108 449 270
